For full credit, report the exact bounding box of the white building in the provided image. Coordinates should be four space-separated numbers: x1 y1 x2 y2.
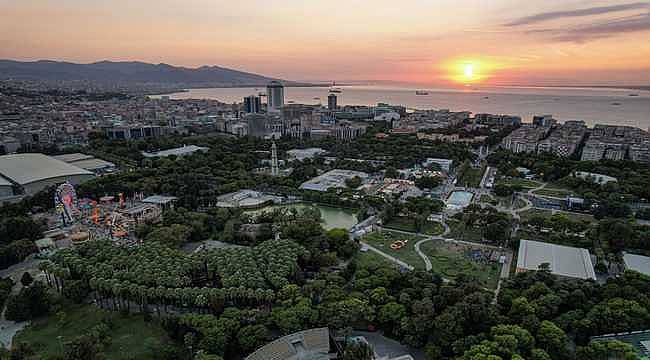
622 253 650 277
516 240 596 280
574 171 617 185
0 153 95 197
423 158 453 172
300 169 369 192
141 145 209 158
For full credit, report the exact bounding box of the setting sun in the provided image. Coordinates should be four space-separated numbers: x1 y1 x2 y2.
440 57 508 85
464 64 474 79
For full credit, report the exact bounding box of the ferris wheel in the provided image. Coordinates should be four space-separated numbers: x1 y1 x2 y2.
54 182 79 226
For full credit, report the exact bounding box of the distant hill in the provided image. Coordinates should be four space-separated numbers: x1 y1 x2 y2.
0 60 292 88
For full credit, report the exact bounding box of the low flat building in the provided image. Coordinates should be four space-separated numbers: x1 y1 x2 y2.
0 153 94 196
216 190 278 209
574 171 617 185
423 158 453 172
53 153 116 175
623 253 650 277
287 148 326 162
300 169 369 192
590 330 650 359
516 240 596 280
142 145 209 158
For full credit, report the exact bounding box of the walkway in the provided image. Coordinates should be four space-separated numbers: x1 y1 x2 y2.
413 222 451 272
359 241 415 271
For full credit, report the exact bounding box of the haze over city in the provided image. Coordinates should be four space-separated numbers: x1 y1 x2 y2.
2 0 650 85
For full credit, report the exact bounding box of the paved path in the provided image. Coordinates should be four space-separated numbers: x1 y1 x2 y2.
413 222 451 271
359 241 415 271
0 256 44 349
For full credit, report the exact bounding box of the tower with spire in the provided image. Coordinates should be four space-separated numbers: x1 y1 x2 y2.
271 141 279 176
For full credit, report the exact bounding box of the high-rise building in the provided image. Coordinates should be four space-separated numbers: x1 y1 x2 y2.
266 81 284 112
327 93 337 110
244 95 262 113
532 115 556 127
271 141 279 176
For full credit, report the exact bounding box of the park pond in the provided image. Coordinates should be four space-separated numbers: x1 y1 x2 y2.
247 203 358 230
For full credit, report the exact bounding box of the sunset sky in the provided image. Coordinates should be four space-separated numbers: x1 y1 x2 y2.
1 0 649 86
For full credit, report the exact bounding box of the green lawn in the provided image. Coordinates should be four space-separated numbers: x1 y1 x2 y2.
14 304 171 359
362 230 426 269
384 217 444 235
533 188 573 198
498 177 543 189
518 208 596 224
354 250 400 270
419 240 501 290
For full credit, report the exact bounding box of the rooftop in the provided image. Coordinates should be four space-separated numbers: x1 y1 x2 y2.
67 158 116 171
142 195 178 205
300 169 369 192
141 145 209 158
623 253 650 277
0 153 94 185
52 153 95 163
516 239 596 280
245 327 330 360
591 329 650 359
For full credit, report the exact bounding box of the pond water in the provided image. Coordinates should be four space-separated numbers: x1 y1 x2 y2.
247 203 358 230
447 191 474 208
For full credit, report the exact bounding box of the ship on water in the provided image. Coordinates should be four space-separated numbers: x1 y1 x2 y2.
415 90 429 95
329 81 342 93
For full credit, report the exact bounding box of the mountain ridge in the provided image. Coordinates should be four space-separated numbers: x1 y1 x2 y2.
0 59 295 87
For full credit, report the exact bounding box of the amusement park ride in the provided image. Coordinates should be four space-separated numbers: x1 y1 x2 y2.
54 182 163 244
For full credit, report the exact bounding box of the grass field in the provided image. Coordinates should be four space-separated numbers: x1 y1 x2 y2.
384 217 444 235
498 177 543 189
533 188 573 198
518 208 596 224
419 240 501 289
14 304 170 359
355 250 400 269
362 230 426 269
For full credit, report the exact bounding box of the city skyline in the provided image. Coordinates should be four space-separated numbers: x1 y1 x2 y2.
1 0 650 86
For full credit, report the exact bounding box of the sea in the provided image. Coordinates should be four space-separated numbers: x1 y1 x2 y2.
150 84 650 129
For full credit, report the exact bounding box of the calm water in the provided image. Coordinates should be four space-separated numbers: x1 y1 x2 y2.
447 191 474 208
247 203 358 230
152 84 650 128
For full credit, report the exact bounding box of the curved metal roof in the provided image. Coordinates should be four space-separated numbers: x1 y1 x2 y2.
0 153 94 185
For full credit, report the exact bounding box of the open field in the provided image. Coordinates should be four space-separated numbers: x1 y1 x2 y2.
419 240 501 289
362 230 426 269
498 177 544 189
355 250 400 269
14 304 170 359
533 188 573 198
384 217 444 235
518 208 596 224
